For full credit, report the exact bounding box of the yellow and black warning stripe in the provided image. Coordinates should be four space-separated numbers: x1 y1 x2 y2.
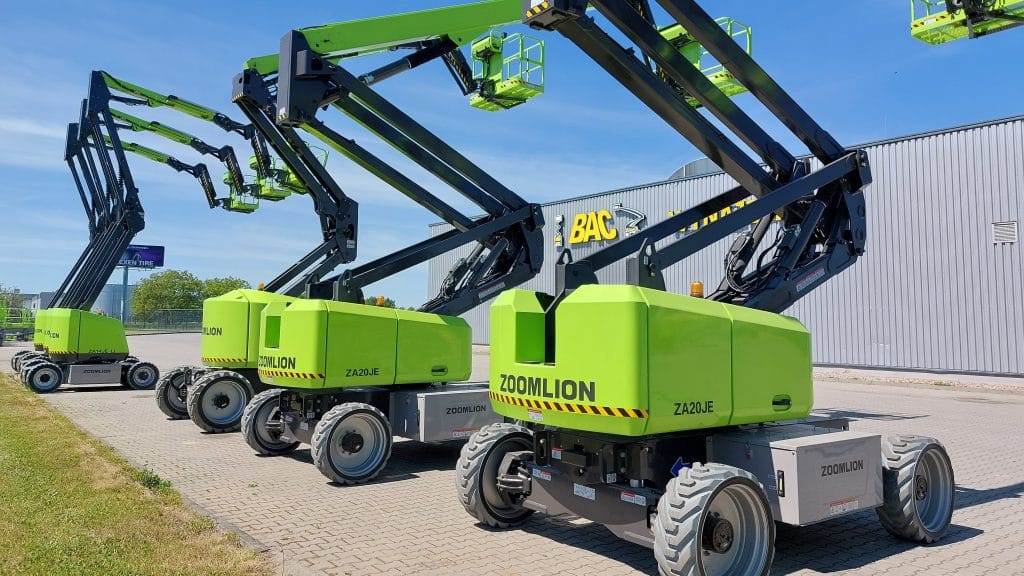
490 391 648 419
202 356 249 365
912 12 952 28
258 368 325 380
525 1 551 18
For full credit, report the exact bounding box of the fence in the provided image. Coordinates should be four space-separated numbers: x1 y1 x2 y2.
125 309 202 333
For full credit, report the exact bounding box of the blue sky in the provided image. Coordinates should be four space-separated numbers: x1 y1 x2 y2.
0 1 1021 307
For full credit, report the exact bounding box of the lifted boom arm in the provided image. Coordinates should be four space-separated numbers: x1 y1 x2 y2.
527 0 870 314
272 29 544 314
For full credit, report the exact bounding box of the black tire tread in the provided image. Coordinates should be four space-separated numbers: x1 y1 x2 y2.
653 463 773 576
455 422 533 528
311 402 392 485
876 435 954 543
187 370 253 433
241 388 299 456
155 365 192 419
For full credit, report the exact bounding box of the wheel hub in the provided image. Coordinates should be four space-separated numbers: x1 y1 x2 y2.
915 474 929 501
213 394 231 409
703 514 735 554
340 431 365 453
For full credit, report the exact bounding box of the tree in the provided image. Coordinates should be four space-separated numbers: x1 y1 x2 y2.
202 277 251 300
132 270 203 319
0 283 24 308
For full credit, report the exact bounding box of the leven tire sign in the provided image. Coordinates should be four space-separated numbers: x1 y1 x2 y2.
119 245 165 270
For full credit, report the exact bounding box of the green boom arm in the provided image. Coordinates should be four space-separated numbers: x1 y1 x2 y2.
244 0 522 74
104 135 257 214
101 71 250 134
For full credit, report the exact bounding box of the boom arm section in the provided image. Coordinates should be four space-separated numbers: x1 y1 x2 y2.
273 30 544 315
526 0 870 314
245 0 546 112
108 109 257 212
232 70 359 297
105 135 256 213
53 74 145 311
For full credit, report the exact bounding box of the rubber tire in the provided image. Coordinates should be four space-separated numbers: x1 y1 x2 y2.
11 350 36 372
25 362 63 394
653 463 775 576
125 361 159 390
19 358 48 384
876 435 955 543
187 370 253 433
155 366 192 419
456 423 534 528
312 402 392 485
241 388 300 456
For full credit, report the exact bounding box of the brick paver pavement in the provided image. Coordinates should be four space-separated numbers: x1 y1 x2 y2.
3 336 1023 575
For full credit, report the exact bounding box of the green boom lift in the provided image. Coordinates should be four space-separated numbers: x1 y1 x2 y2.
455 2 955 575
233 1 750 484
164 0 553 435
911 0 1024 43
11 71 294 393
170 0 753 442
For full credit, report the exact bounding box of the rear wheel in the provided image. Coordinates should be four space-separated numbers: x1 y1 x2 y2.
456 423 534 528
125 361 159 390
25 362 63 394
311 403 392 485
654 463 774 576
876 435 954 543
242 388 299 456
155 366 191 419
11 350 35 372
187 370 252 433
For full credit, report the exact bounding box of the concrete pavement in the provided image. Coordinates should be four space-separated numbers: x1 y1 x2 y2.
2 335 1023 575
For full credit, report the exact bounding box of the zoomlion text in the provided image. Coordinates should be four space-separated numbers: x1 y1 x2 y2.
498 373 596 403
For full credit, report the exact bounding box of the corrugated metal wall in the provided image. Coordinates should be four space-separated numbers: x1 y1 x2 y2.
428 116 1024 376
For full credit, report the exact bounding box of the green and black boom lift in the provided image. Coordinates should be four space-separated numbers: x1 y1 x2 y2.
226 10 555 484
12 71 291 393
454 2 955 575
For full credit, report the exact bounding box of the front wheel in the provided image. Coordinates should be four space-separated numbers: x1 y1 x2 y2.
311 403 392 485
25 362 64 394
455 423 534 528
242 388 299 456
654 463 774 576
187 370 253 433
876 435 954 543
155 366 191 419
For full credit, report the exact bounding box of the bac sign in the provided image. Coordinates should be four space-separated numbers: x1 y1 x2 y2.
119 245 165 269
568 210 618 245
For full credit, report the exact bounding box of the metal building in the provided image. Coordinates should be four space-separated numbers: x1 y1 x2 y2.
428 115 1024 376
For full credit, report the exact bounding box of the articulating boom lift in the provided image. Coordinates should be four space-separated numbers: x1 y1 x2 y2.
231 19 547 485
168 0 553 436
12 70 297 393
13 75 158 394
455 2 954 575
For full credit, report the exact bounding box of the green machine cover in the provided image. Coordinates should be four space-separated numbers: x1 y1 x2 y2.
201 289 299 369
488 285 812 437
257 299 472 389
45 308 129 362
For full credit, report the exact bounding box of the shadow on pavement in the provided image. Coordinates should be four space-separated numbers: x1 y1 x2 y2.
269 439 466 487
956 481 1024 509
772 511 982 575
813 407 927 421
475 507 984 576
